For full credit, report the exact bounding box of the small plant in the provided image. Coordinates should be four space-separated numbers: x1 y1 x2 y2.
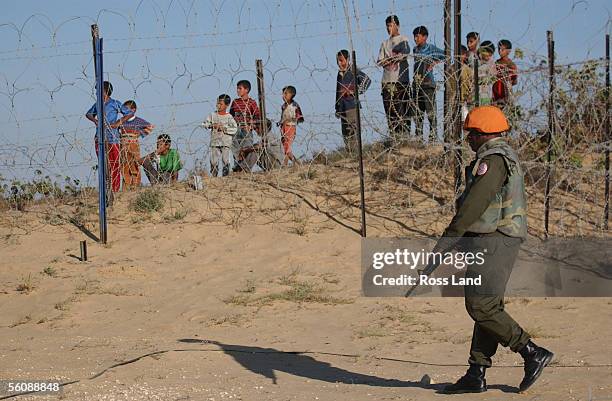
16 274 35 293
275 277 352 305
320 273 340 284
54 299 72 311
273 280 320 302
228 210 243 231
278 267 301 285
131 188 164 213
98 286 130 296
41 266 57 277
130 214 150 224
223 294 252 306
568 153 583 169
164 208 188 222
209 314 243 326
291 220 308 236
174 208 188 220
356 327 388 338
44 214 64 226
223 268 352 307
238 279 256 293
9 315 32 328
74 279 100 295
595 155 607 170
290 212 309 236
300 168 318 180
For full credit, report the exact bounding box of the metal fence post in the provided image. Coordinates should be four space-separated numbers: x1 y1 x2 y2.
255 59 267 138
604 33 610 230
544 30 555 238
351 50 367 238
473 56 479 106
443 0 452 144
453 0 463 207
92 25 107 244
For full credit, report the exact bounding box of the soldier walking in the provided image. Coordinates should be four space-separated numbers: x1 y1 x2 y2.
433 106 554 394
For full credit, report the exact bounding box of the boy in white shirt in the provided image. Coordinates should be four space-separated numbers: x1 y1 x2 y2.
376 15 411 145
476 41 498 106
202 94 238 177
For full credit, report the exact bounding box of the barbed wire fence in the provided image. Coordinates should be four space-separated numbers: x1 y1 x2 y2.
0 0 609 242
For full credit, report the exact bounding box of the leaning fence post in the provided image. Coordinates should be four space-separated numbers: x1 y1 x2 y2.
604 34 610 230
544 30 555 238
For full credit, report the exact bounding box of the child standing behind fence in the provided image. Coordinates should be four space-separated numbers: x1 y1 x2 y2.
377 15 411 146
493 39 518 108
230 80 261 172
85 81 134 193
476 40 498 106
412 26 445 142
120 100 154 189
335 49 371 154
202 94 238 177
450 45 474 121
279 85 304 166
466 31 480 66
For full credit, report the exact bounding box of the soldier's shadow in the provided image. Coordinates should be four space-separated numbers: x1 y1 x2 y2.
178 339 443 390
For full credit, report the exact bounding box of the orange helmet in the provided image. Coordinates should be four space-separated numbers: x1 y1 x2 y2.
463 105 510 134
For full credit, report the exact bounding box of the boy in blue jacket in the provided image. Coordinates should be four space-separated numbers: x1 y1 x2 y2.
335 49 371 154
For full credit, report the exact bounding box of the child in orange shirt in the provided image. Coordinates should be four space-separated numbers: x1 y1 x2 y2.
279 86 304 166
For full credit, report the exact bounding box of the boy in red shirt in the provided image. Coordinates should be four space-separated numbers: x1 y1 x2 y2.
230 80 260 172
493 39 518 108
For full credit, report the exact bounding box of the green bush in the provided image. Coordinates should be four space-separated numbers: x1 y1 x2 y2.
1 171 81 211
568 154 583 169
131 188 164 213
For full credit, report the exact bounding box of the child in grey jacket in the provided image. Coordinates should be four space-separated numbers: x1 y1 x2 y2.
202 94 238 176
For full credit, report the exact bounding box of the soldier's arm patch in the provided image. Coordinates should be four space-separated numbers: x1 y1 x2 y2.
476 162 488 176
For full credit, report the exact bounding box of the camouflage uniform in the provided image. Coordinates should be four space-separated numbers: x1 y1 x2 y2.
439 137 530 367
441 106 553 394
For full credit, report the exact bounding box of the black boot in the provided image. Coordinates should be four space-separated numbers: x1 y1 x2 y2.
442 364 487 394
518 340 554 392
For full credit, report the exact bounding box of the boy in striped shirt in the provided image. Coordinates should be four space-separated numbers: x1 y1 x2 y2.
120 100 154 189
230 80 261 172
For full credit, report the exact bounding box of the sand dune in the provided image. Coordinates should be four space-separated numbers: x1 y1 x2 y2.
1 155 611 400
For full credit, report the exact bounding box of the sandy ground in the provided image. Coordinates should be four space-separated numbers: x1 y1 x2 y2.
1 162 611 401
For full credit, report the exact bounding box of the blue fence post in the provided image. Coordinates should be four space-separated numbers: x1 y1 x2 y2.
94 35 107 244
